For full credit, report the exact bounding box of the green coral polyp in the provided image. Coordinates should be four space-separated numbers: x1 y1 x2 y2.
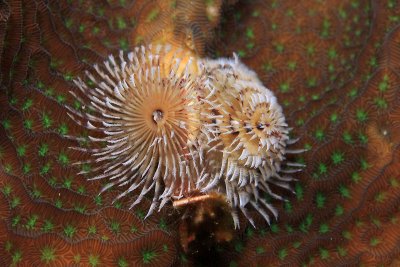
316 192 326 208
342 131 353 144
16 145 27 157
22 164 31 174
58 123 69 135
42 220 54 233
2 184 12 196
25 215 39 230
38 144 49 157
142 250 157 264
10 197 20 208
21 99 33 111
58 153 69 166
109 221 121 234
331 151 345 165
23 120 33 130
314 128 325 141
42 113 53 128
41 247 56 264
355 109 368 122
88 254 100 266
40 163 51 175
63 225 77 238
118 258 128 267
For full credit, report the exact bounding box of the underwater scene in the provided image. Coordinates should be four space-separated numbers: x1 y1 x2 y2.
1 0 400 266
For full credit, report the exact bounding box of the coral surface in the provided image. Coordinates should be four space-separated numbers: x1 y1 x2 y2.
1 0 400 266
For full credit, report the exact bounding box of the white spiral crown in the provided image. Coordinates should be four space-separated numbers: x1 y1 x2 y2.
66 46 304 227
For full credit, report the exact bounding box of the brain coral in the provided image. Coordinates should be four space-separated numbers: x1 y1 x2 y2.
1 0 400 266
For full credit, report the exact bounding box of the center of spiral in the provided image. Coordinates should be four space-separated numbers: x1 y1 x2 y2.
152 109 164 123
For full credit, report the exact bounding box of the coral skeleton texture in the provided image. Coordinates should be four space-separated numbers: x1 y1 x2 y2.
1 0 400 266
